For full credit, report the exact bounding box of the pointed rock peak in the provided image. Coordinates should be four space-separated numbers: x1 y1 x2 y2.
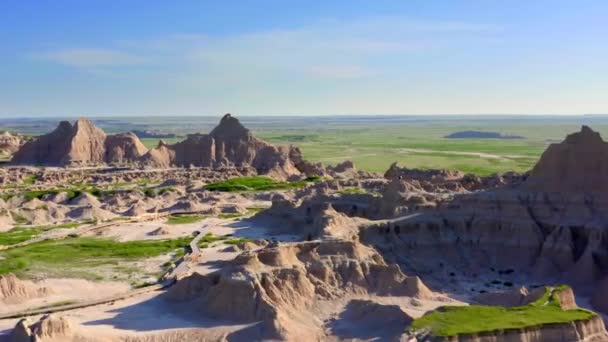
56 121 73 131
210 113 250 138
564 125 604 144
74 117 96 129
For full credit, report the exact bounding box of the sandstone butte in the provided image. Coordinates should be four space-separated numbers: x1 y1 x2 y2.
11 114 306 180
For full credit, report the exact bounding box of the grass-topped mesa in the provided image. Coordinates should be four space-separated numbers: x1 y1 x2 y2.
204 175 319 192
167 214 206 225
410 286 596 338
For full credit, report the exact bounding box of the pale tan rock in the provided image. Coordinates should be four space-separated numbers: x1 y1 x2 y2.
0 273 50 304
525 125 608 193
168 240 432 340
12 118 148 166
140 114 305 180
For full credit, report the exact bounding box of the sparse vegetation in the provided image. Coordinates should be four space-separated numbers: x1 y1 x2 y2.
0 237 191 279
204 176 317 192
217 213 244 219
167 214 206 225
224 237 251 245
22 175 39 185
338 187 368 195
410 286 595 337
0 221 93 246
144 186 174 198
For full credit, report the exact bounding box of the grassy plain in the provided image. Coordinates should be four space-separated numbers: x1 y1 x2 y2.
0 237 191 280
204 176 317 192
16 116 608 176
0 221 92 246
138 119 608 175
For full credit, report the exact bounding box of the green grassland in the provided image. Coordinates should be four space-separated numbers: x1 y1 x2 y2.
167 214 206 225
0 221 92 246
410 286 595 337
204 176 318 192
134 120 608 176
0 237 190 280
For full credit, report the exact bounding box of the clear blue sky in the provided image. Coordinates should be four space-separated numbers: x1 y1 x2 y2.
1 0 607 117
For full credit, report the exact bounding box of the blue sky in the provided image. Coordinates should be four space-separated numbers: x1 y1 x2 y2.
1 0 607 117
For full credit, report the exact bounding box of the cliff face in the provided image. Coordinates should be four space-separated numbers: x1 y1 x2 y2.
11 118 148 166
436 315 607 342
355 126 608 319
140 114 305 179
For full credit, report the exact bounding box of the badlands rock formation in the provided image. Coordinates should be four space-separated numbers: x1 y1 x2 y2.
11 114 310 179
140 114 305 179
356 126 608 315
11 118 148 166
168 240 432 340
434 287 608 342
473 286 545 307
0 274 50 304
0 131 27 157
525 125 608 193
11 315 77 342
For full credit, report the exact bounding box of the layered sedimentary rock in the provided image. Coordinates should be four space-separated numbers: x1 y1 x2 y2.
0 131 27 157
0 273 50 304
11 315 76 342
357 126 608 317
140 114 305 179
428 288 608 342
525 125 608 193
168 240 432 339
11 118 148 166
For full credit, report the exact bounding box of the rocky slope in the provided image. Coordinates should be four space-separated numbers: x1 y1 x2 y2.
357 126 608 317
167 240 433 340
140 114 305 179
525 125 608 193
11 118 148 166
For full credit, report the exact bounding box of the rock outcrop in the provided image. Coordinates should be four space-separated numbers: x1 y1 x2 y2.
168 240 432 339
140 114 305 179
473 286 545 307
0 131 27 157
11 118 148 166
0 273 49 304
328 299 413 340
357 126 608 316
420 287 608 342
11 315 75 342
525 125 608 193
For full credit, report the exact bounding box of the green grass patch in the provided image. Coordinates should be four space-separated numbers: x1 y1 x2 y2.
204 176 317 192
224 237 252 245
338 187 368 195
410 286 595 337
198 232 226 246
144 186 175 198
0 237 191 278
167 214 206 225
22 175 39 185
217 213 244 219
0 221 92 246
